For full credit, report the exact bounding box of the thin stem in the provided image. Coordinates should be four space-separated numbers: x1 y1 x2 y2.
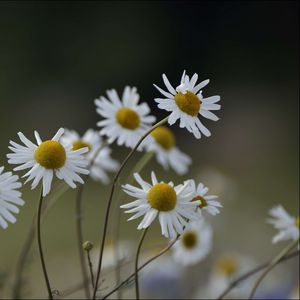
87 250 95 289
92 117 168 299
248 239 299 299
76 184 91 299
218 249 299 300
102 234 179 299
37 189 53 300
135 228 149 300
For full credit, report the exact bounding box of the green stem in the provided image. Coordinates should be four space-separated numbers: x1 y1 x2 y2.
37 189 53 300
87 250 95 289
135 228 149 300
248 238 299 299
92 117 168 299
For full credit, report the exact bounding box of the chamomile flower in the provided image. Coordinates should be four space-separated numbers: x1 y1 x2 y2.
7 128 89 197
154 71 221 139
60 128 119 184
95 86 156 148
267 205 299 244
190 180 222 216
142 126 191 175
120 171 200 239
0 166 24 229
172 218 212 266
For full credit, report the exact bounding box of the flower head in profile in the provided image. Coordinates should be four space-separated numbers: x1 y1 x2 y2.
7 128 89 196
267 205 299 244
172 218 212 266
154 71 221 139
0 166 24 229
189 180 222 216
143 126 191 175
120 172 200 239
95 86 156 148
61 128 119 184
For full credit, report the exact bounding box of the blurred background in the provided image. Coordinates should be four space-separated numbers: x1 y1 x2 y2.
0 1 298 299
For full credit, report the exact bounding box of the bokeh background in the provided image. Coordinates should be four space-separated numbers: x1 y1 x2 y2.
0 1 298 299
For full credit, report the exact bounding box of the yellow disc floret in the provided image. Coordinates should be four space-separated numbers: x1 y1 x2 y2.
34 140 66 169
72 140 92 152
182 230 198 249
216 256 238 276
174 91 201 116
147 183 176 212
150 126 175 150
192 195 208 209
116 107 140 130
295 217 300 228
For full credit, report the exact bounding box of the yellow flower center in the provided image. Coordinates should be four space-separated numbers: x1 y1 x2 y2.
72 140 92 152
216 257 238 276
174 91 201 116
295 217 300 228
150 126 175 150
181 230 198 249
116 107 140 130
192 195 208 209
34 140 66 169
147 183 177 212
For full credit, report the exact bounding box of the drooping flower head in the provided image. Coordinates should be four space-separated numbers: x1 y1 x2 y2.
120 171 200 239
172 218 213 266
61 128 119 184
154 71 221 139
189 180 222 216
0 166 24 229
7 128 89 196
95 86 156 148
142 126 191 175
267 205 299 244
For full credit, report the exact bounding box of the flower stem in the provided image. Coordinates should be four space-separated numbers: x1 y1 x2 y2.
86 249 95 289
135 228 149 300
92 117 168 299
248 238 299 299
37 189 53 300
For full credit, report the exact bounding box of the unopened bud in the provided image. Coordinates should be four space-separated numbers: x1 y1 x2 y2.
83 241 93 251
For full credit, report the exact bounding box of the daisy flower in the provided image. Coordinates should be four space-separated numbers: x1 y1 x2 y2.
154 71 221 139
0 166 24 229
95 86 156 148
142 126 191 175
190 180 222 216
172 218 213 266
60 128 119 184
267 205 299 244
120 171 200 239
7 128 89 197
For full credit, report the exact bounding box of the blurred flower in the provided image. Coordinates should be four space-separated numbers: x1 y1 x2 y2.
120 171 199 239
142 126 191 175
0 166 24 229
267 205 299 244
172 218 212 266
95 86 156 148
7 128 89 196
61 128 119 184
154 71 221 139
189 180 222 216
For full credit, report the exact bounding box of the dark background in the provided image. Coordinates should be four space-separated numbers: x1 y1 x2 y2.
0 1 298 298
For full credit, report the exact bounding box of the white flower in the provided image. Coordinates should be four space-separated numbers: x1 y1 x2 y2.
60 128 119 184
95 86 156 148
142 126 191 175
7 128 89 197
154 71 221 139
190 180 222 216
267 205 299 244
172 218 212 266
0 166 24 229
120 171 200 239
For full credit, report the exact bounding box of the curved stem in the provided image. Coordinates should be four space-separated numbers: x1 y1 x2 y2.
135 228 149 300
248 239 299 299
37 190 53 299
218 249 299 300
92 117 168 299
